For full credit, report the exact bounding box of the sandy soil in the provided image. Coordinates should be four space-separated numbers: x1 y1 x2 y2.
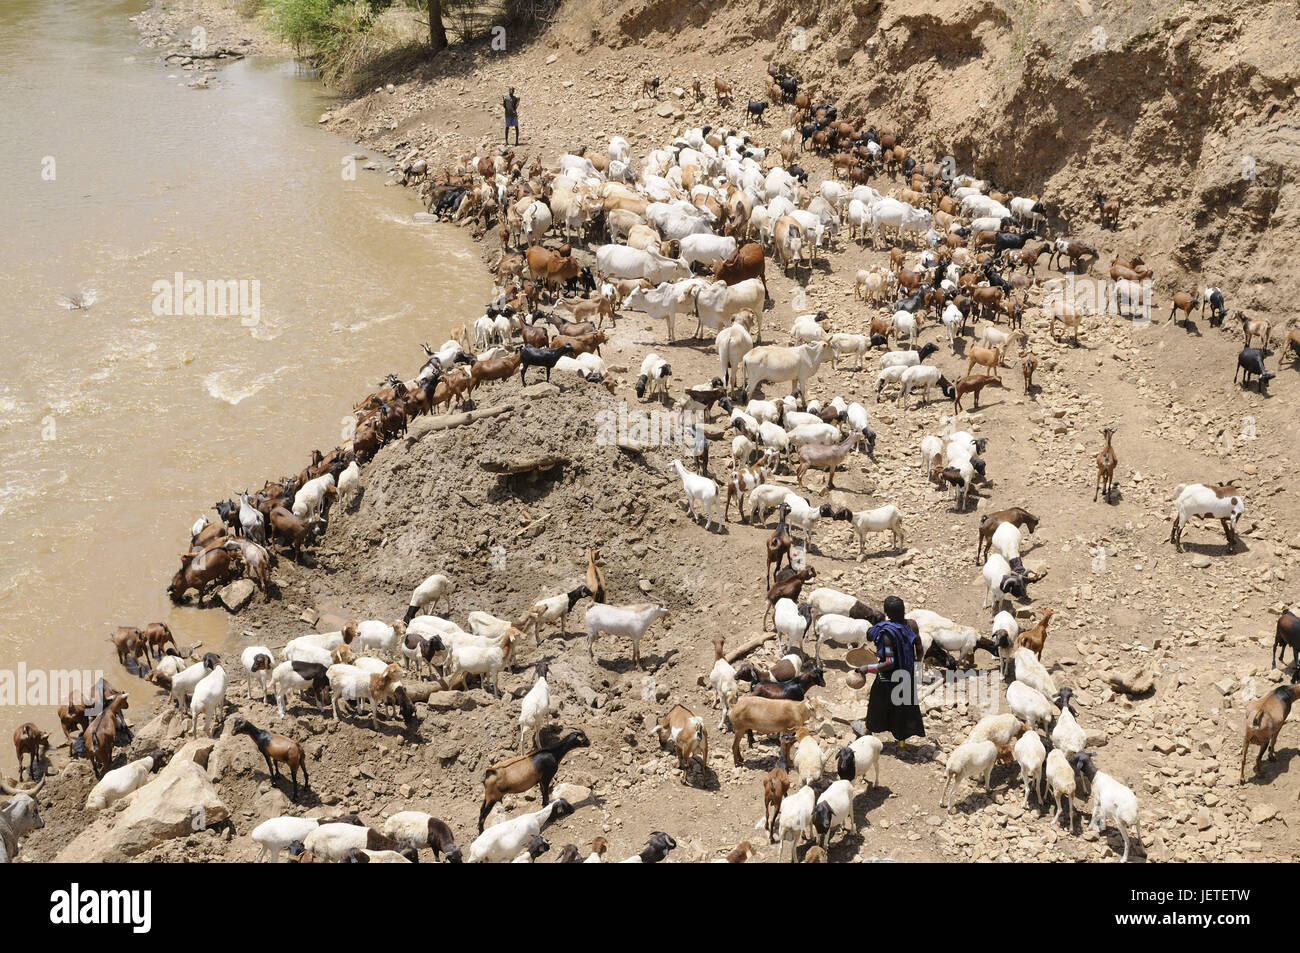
15 0 1300 864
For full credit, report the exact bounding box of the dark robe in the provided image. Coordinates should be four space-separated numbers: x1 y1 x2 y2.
864 620 925 741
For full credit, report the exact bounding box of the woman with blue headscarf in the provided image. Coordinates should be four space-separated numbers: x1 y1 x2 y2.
855 595 925 745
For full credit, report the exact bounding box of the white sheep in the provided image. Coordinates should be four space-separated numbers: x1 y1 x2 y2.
1045 747 1076 826
776 783 817 862
746 483 791 524
405 572 454 621
708 649 738 731
990 521 1025 570
162 659 210 710
982 553 1027 612
891 310 918 349
671 459 721 529
467 800 573 863
1051 692 1087 757
773 598 812 655
827 332 870 369
939 739 998 810
837 734 883 787
781 491 825 547
585 603 668 669
919 434 944 475
1007 680 1057 730
1014 731 1046 808
337 461 360 507
467 610 514 640
447 632 515 697
327 662 402 727
898 364 947 408
85 751 165 811
303 822 384 862
732 434 756 469
792 732 824 784
188 663 228 737
354 619 406 659
1073 753 1142 862
850 504 905 553
875 363 908 400
519 663 551 752
813 778 856 847
269 660 327 719
152 654 189 679
756 420 791 462
967 712 1025 748
814 613 871 662
282 624 356 661
790 312 829 343
251 815 321 863
992 610 1019 675
240 646 275 700
1011 646 1057 700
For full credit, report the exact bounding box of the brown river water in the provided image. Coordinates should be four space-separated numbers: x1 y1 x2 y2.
0 0 490 745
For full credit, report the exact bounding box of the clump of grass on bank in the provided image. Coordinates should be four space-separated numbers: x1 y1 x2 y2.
256 0 530 90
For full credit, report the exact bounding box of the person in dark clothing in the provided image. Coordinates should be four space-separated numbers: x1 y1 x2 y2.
503 87 520 145
856 595 925 745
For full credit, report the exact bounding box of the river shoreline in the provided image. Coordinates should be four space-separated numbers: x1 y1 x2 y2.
13 0 1299 864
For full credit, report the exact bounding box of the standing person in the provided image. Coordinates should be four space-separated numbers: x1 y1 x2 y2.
503 87 520 146
854 595 925 747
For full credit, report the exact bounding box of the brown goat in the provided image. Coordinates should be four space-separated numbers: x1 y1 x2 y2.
13 723 49 780
728 696 821 766
1016 608 1055 658
479 729 589 831
140 622 177 661
1095 427 1118 503
83 691 130 779
232 716 309 800
58 693 89 746
763 765 790 842
1241 682 1300 783
654 705 709 785
966 345 1002 379
109 626 147 668
976 507 1039 563
764 566 817 629
1021 351 1038 394
952 374 1004 412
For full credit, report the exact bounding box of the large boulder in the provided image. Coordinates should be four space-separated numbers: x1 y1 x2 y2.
55 745 227 862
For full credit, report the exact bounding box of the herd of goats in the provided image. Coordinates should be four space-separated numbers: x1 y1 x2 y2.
5 65 1300 865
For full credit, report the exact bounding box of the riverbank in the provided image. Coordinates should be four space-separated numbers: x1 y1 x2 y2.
133 0 290 62
14 0 1300 864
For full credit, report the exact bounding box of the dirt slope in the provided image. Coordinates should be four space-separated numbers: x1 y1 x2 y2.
16 0 1300 864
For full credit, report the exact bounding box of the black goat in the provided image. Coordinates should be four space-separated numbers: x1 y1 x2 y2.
520 343 576 384
1234 346 1275 394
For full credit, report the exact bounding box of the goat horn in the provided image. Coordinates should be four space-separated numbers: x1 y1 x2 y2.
0 775 43 796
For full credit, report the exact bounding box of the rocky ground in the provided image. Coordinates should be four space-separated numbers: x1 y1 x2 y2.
14 0 1299 864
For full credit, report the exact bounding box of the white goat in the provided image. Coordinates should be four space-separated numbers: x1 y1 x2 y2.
585 603 668 669
671 459 721 529
188 664 228 737
938 739 998 810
